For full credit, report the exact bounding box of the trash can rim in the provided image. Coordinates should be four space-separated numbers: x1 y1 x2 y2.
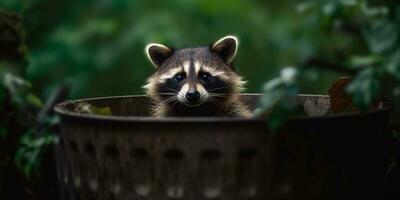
54 93 391 123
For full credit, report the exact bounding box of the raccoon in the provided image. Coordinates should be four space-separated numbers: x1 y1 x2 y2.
143 35 251 117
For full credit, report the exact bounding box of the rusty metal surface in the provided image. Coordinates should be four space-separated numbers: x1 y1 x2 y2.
55 94 391 200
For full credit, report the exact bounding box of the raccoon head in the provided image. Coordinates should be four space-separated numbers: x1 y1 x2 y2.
143 35 246 116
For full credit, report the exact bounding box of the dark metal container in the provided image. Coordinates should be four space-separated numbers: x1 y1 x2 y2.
54 94 391 200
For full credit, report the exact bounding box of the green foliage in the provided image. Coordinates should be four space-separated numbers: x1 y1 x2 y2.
349 2 400 109
15 129 58 179
363 18 398 53
256 67 301 131
386 49 400 80
255 0 400 129
3 72 31 104
1 57 57 182
1 0 351 99
300 0 400 109
346 67 381 110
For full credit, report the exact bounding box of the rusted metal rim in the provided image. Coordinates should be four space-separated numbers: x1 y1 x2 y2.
54 93 392 123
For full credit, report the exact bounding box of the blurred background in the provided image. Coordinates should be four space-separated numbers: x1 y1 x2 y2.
2 0 385 99
1 0 399 199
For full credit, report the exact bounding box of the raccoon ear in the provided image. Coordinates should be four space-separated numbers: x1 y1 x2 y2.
210 35 238 64
145 43 174 68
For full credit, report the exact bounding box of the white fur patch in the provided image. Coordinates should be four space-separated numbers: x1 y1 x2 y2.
182 61 201 74
177 83 189 103
197 83 209 102
195 61 201 74
183 61 190 74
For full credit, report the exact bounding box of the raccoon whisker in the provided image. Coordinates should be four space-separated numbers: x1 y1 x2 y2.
200 93 208 98
207 86 231 92
160 96 178 104
165 100 179 111
161 85 180 92
208 93 229 97
208 83 228 88
209 98 223 106
159 92 177 94
160 94 175 99
212 79 228 85
208 92 228 95
158 93 177 96
163 88 179 93
164 96 177 102
207 82 230 91
209 95 229 98
208 87 229 92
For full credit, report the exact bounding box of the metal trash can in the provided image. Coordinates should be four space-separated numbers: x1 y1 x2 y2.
54 94 391 200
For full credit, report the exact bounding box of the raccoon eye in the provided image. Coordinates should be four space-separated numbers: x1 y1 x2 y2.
199 72 212 82
174 74 185 82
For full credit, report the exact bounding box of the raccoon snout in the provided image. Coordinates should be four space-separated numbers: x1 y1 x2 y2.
186 90 200 103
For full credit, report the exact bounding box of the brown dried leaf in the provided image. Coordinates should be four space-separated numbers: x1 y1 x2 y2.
328 77 357 113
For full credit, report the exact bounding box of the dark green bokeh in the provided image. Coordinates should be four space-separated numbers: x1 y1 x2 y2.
1 0 355 99
1 0 399 106
1 0 399 120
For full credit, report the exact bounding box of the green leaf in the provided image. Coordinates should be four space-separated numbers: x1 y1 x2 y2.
15 130 58 179
15 146 41 180
257 67 300 132
42 115 60 126
25 93 43 108
361 2 388 18
296 1 315 13
386 50 400 80
3 73 31 105
348 55 382 67
346 67 380 110
362 19 399 53
322 2 338 17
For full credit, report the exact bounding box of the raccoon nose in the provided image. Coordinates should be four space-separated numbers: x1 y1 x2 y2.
186 90 200 102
